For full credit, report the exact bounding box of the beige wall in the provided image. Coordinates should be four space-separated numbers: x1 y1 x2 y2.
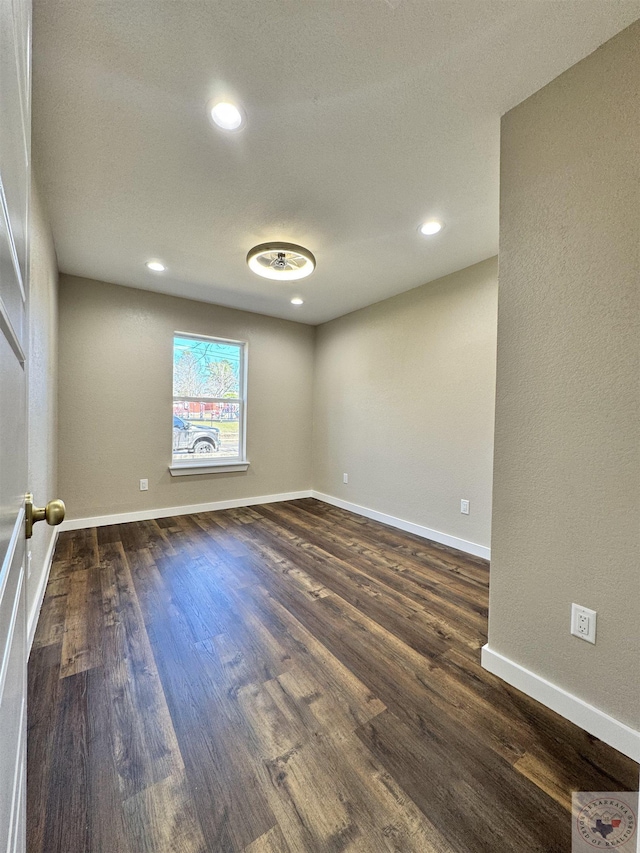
489 23 639 728
58 259 498 551
27 177 58 629
313 257 498 550
58 276 315 518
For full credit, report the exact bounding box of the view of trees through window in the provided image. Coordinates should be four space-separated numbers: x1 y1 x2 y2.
172 334 245 461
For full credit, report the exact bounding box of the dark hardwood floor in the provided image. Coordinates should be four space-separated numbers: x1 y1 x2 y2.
27 498 638 852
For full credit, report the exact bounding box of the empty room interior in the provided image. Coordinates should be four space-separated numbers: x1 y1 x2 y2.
1 2 639 852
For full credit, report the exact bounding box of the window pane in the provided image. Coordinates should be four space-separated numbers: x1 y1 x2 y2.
173 336 241 398
173 401 241 460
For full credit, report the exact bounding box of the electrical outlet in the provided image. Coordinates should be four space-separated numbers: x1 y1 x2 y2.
343 473 348 484
460 499 469 515
139 479 149 491
571 603 596 644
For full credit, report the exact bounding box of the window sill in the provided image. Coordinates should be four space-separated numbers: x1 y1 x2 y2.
169 460 250 476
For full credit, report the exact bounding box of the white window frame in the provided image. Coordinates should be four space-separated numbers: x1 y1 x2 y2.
169 331 249 476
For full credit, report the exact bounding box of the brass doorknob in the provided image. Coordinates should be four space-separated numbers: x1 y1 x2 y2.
25 493 66 539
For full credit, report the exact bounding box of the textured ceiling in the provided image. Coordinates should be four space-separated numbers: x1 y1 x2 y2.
32 1 640 324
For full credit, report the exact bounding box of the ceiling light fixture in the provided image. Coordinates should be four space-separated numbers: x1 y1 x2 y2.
146 260 166 272
420 220 443 236
208 100 244 131
291 298 304 305
247 243 316 281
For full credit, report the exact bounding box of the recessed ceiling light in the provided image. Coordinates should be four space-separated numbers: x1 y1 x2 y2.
247 243 316 281
420 220 443 236
146 260 166 272
209 100 244 131
291 298 304 305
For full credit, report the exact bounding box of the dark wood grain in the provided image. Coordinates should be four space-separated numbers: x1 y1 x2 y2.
28 499 638 852
59 565 103 677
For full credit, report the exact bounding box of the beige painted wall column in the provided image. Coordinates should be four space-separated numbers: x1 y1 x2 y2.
313 257 498 551
488 22 639 731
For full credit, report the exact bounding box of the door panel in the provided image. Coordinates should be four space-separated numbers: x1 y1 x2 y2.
0 544 26 853
11 0 31 112
0 0 30 850
0 193 26 349
0 310 26 558
0 0 30 282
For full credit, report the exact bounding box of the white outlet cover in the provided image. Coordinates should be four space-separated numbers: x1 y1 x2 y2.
140 478 149 491
460 499 470 515
571 603 597 644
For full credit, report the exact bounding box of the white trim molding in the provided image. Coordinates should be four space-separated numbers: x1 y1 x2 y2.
169 461 249 476
27 529 59 653
59 490 313 531
482 645 640 762
311 491 490 560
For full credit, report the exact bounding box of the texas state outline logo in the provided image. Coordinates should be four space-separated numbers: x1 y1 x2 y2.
573 793 637 850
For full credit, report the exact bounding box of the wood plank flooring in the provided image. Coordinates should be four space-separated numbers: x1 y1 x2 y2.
27 498 638 852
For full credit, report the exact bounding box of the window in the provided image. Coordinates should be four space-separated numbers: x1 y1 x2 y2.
171 332 248 474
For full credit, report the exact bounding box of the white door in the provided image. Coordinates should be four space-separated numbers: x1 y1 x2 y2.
0 0 32 850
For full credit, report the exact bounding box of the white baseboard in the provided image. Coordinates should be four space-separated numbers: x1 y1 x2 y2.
59 490 313 531
482 645 640 762
59 490 490 562
310 491 490 560
27 528 58 653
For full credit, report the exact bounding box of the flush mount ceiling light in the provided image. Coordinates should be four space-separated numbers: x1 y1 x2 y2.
291 297 304 305
246 243 316 281
420 220 443 236
146 260 166 272
208 100 244 131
